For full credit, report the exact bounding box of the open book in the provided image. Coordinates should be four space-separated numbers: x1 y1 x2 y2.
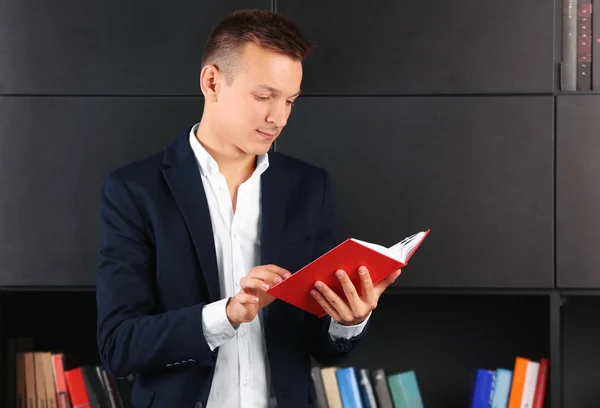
266 229 430 317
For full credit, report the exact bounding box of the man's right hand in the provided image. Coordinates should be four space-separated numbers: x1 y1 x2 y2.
226 264 291 327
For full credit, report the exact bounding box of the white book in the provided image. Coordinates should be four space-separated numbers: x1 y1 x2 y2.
520 361 540 408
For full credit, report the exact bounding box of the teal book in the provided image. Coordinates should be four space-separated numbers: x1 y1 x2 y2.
490 368 513 408
387 370 424 408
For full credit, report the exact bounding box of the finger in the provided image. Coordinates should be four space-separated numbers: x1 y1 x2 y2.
310 289 342 322
240 277 271 292
234 293 259 305
335 269 363 312
374 269 402 297
261 264 292 279
314 280 354 322
358 266 377 307
249 269 285 285
250 265 291 284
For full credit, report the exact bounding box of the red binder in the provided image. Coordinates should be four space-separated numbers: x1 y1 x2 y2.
267 229 430 317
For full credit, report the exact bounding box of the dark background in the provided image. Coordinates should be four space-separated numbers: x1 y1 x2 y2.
1 0 598 406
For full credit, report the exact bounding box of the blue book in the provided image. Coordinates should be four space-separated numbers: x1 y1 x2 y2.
490 368 513 408
470 369 496 408
335 367 364 408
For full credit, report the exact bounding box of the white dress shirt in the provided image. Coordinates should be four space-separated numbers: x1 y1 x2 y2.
189 124 369 408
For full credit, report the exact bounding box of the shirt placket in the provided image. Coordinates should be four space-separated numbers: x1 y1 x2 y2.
234 181 254 408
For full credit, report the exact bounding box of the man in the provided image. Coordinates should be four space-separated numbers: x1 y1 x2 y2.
96 9 401 408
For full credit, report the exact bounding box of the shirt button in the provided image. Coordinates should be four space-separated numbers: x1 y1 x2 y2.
243 380 248 387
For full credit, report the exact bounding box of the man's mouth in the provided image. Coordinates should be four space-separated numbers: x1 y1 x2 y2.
256 129 277 139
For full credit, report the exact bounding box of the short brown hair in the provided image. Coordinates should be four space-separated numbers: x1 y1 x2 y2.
201 9 312 84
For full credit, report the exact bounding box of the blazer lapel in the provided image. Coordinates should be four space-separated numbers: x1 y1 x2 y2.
260 156 289 325
260 157 289 267
161 131 221 303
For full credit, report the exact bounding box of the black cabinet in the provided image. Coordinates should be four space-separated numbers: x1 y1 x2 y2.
0 96 203 286
557 95 600 288
277 96 554 288
0 1 269 95
277 0 555 95
343 293 550 408
561 296 600 408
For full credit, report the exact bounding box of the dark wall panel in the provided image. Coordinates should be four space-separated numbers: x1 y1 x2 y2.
0 1 269 95
277 0 554 95
557 95 600 288
277 96 554 288
0 96 203 286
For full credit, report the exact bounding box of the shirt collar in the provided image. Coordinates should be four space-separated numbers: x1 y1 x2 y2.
188 123 269 177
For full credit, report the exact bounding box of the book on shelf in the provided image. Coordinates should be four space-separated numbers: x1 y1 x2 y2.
311 365 424 408
12 337 134 408
312 355 548 408
561 0 598 91
267 229 430 317
470 356 548 408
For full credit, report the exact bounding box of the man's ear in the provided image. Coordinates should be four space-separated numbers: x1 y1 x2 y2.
199 64 220 102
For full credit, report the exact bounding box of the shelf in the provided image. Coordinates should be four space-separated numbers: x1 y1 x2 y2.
342 294 550 408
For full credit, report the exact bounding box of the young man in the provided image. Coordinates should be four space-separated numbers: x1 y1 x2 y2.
95 9 401 408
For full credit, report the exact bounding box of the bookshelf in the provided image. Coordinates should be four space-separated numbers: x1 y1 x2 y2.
1 0 599 407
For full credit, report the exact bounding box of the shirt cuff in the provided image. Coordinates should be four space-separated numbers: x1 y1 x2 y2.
328 312 371 341
202 298 237 351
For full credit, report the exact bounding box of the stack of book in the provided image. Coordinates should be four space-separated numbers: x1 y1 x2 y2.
469 356 548 408
12 337 134 408
311 365 424 408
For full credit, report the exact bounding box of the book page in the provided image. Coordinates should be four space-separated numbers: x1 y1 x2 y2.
350 238 391 256
388 231 427 263
351 230 427 263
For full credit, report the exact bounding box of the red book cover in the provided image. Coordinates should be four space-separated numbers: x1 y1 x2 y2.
52 354 71 408
532 358 548 408
64 368 91 408
267 229 430 317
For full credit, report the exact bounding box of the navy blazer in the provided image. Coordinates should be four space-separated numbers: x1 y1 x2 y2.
95 128 368 408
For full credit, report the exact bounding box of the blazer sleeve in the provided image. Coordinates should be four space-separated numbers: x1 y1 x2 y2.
96 171 217 377
304 169 370 366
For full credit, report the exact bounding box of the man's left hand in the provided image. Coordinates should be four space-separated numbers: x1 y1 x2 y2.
310 266 401 326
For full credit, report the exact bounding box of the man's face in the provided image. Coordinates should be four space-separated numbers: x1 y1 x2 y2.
213 42 303 156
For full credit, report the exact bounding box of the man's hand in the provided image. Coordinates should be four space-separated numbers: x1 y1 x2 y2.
226 264 291 327
310 266 401 326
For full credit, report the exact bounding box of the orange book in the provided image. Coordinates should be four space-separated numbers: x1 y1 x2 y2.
267 229 430 317
507 356 529 408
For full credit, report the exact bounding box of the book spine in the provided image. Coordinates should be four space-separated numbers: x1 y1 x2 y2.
577 0 592 90
562 0 578 90
371 369 394 408
532 359 548 408
593 0 600 89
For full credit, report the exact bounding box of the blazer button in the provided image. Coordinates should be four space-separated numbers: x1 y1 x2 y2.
194 403 203 408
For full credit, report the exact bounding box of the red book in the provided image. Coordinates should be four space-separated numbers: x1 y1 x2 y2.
64 368 91 408
267 229 430 317
51 354 71 408
532 358 548 408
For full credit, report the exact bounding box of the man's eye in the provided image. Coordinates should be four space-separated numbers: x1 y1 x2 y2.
255 96 270 101
286 100 295 107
